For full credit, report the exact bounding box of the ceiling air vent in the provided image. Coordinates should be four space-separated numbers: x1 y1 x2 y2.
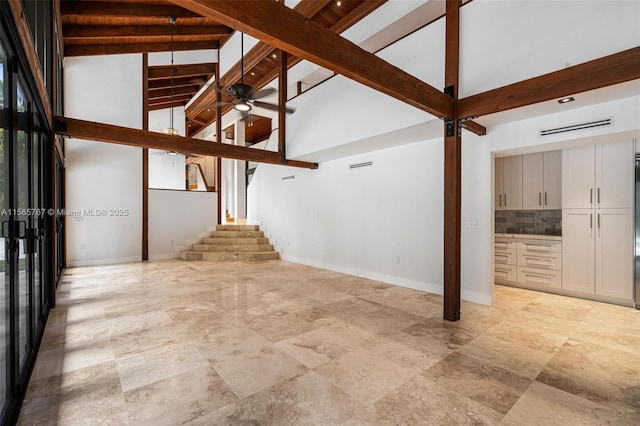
349 161 373 169
281 175 295 180
540 117 613 137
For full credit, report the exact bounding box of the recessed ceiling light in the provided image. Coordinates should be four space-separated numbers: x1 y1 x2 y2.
250 72 255 76
207 108 211 112
336 0 341 5
557 96 575 104
272 53 277 58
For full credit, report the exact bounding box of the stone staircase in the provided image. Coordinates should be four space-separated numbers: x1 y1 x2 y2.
180 224 279 261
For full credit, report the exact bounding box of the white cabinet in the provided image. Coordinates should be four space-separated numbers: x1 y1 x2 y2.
561 140 634 303
562 209 595 294
595 209 633 299
597 142 634 209
562 145 595 209
522 151 562 210
495 155 522 210
562 141 634 209
495 235 562 290
562 208 633 300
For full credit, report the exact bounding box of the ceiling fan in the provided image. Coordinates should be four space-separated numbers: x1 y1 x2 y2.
206 32 295 121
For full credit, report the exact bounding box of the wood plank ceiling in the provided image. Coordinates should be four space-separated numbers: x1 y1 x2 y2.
60 0 233 56
61 0 232 112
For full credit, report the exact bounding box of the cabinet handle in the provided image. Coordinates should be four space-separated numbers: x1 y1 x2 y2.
499 194 502 207
590 213 593 229
597 188 600 204
544 192 547 205
505 194 507 206
598 213 600 229
538 192 542 206
525 244 551 252
524 274 552 284
590 188 593 204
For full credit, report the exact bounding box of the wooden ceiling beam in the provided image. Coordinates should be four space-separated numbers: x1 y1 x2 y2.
460 120 487 136
459 46 640 119
63 24 232 39
65 40 218 56
175 0 453 118
60 1 201 18
54 116 318 169
149 75 207 89
148 63 216 79
149 95 192 107
149 85 200 99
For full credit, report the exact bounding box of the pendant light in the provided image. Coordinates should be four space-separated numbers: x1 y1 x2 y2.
164 16 179 136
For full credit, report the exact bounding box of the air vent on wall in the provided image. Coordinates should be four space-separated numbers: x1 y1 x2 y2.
282 175 295 180
540 117 613 137
349 161 373 169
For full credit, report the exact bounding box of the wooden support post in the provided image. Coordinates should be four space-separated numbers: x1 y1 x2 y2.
443 0 461 322
215 60 223 225
278 49 288 163
142 53 149 261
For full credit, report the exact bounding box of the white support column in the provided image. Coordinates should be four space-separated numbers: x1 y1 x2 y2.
234 119 247 221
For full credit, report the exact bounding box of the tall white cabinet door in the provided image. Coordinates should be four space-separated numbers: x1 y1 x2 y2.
596 141 634 209
522 153 543 210
562 145 595 209
595 209 633 300
495 157 504 210
503 155 522 210
543 150 562 209
562 209 595 294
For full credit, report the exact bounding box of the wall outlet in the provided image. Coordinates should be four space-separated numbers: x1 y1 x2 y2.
395 256 400 264
80 243 85 250
468 220 478 229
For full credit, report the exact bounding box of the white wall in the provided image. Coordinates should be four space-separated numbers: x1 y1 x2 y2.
148 107 187 190
248 139 447 297
64 54 143 266
460 0 640 97
148 189 218 259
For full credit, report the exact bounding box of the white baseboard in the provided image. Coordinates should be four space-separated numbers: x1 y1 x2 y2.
280 254 492 306
150 253 180 260
67 256 141 268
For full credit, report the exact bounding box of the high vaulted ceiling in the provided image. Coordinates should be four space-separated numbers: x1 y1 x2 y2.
184 0 388 137
58 0 389 138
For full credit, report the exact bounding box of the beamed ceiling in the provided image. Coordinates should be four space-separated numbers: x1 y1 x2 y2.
58 0 389 137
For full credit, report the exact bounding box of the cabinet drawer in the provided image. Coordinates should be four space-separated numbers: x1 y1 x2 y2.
495 248 517 265
517 267 561 288
495 264 517 282
517 251 562 270
495 239 517 252
517 239 562 253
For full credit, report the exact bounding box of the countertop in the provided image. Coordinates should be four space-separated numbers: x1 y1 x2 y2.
495 233 562 241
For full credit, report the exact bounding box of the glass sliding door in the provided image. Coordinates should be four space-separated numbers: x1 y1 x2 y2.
15 82 30 373
0 2 55 422
0 41 8 421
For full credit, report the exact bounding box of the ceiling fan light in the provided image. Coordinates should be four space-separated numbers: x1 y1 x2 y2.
164 127 179 136
234 102 251 112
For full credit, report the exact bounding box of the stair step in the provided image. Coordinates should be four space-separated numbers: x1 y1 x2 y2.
211 230 264 238
192 244 274 252
202 237 269 245
216 225 259 231
181 251 279 261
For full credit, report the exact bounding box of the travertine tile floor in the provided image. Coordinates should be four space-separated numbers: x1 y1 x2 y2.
18 259 640 425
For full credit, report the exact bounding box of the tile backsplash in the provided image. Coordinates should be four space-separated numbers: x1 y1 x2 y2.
495 210 562 236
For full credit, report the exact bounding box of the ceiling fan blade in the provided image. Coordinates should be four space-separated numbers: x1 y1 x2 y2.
215 86 233 97
253 100 296 114
252 87 276 99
